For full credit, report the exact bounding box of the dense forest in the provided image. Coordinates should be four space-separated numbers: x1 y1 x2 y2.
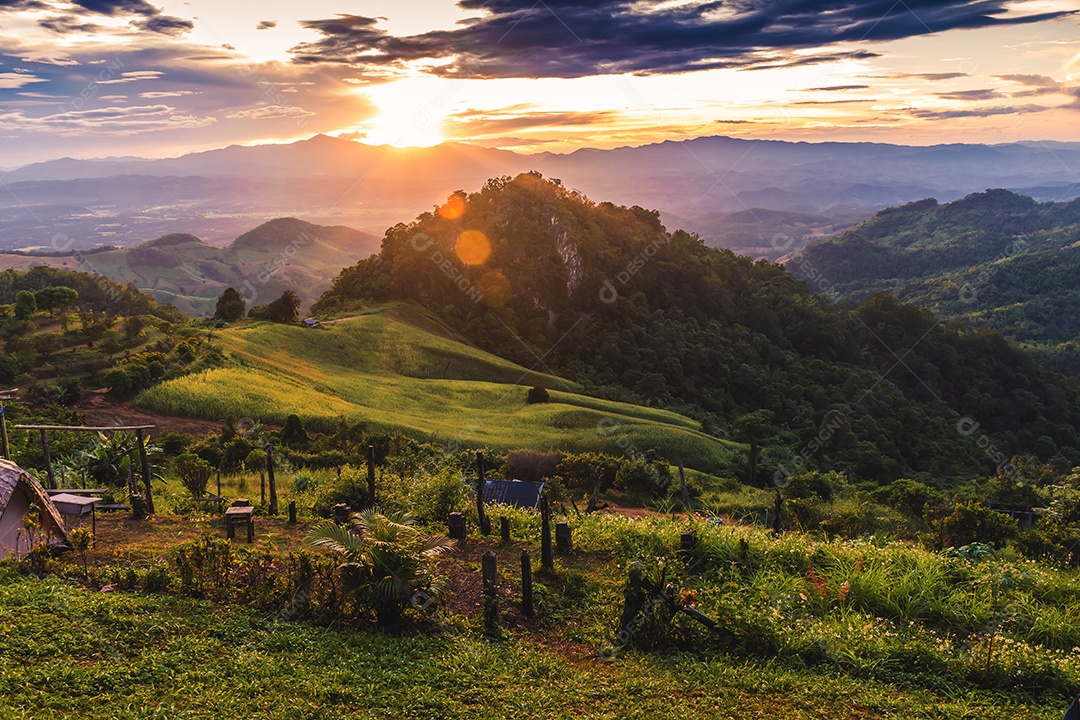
315 174 1080 484
790 190 1080 373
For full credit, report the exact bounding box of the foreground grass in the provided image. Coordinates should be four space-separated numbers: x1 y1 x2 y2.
0 570 1066 720
136 303 736 471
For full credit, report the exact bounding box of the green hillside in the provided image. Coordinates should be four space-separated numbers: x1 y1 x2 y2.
790 191 1080 372
137 303 738 471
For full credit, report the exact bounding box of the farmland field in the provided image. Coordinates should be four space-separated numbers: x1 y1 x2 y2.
137 304 737 471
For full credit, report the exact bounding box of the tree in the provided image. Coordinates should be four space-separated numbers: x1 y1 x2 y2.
34 286 78 315
280 413 309 449
214 287 246 322
734 410 772 485
250 290 300 324
13 290 36 320
526 386 550 404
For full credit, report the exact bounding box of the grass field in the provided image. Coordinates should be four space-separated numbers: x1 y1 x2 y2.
137 304 738 472
2 504 1076 719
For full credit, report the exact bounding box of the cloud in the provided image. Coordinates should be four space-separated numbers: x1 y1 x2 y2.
937 89 1002 101
864 72 969 81
0 71 46 89
38 15 104 33
997 73 1058 87
448 107 615 135
256 20 277 30
0 104 215 134
138 15 194 35
290 1 1077 79
99 70 164 85
139 90 197 98
226 105 314 120
71 0 156 16
906 103 1053 120
804 84 870 91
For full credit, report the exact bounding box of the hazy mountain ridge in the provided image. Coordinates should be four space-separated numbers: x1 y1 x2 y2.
4 134 1079 256
0 217 379 316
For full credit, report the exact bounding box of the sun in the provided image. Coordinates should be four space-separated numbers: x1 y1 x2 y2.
359 77 450 148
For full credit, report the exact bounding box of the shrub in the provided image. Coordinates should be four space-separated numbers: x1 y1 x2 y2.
526 386 550 404
307 508 453 625
504 449 562 483
174 453 214 499
932 502 1018 548
293 471 317 494
311 465 369 517
280 414 309 449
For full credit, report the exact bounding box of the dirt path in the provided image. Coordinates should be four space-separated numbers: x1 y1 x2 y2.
77 390 223 437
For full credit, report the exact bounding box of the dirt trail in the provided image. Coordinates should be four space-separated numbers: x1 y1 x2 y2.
76 390 222 437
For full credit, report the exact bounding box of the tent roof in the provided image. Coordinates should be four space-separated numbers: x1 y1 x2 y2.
0 458 67 540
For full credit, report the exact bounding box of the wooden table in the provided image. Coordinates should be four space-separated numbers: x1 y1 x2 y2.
224 506 255 543
51 493 102 546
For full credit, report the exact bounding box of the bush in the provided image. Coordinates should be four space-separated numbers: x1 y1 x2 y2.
526 386 550 404
932 502 1018 548
293 471 317 494
174 453 214 499
504 449 562 483
280 414 309 450
311 466 369 517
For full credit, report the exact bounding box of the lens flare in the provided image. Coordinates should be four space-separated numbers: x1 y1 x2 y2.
456 229 491 266
437 192 467 220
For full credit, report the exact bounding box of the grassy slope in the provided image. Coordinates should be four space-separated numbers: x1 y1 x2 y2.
137 304 737 471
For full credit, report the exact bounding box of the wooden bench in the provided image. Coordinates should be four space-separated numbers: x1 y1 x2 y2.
224 505 255 543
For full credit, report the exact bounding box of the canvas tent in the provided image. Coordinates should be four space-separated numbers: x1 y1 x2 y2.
0 458 67 559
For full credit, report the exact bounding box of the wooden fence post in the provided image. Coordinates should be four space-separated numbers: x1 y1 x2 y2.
367 444 376 507
679 460 690 511
265 443 278 515
135 428 154 515
448 511 466 546
40 429 56 490
500 515 510 543
476 450 491 535
540 497 553 570
555 521 572 552
288 500 297 524
482 550 499 636
521 550 534 618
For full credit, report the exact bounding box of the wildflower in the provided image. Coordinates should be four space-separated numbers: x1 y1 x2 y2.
855 557 864 573
839 581 850 601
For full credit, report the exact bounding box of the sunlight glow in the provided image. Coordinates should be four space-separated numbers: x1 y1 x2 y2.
360 77 451 148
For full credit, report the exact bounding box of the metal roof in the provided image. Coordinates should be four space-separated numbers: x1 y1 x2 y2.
480 479 544 510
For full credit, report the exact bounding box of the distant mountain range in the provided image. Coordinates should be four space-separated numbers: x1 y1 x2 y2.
0 217 378 316
4 135 1079 259
788 190 1080 373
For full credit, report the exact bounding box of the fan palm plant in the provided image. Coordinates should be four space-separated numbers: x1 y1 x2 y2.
307 508 454 625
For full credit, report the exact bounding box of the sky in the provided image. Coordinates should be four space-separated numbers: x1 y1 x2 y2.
0 0 1078 166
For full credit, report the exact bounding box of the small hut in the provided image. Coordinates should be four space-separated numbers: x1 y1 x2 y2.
0 458 67 559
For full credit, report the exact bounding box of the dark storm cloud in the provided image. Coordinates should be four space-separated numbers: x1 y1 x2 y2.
290 0 1077 79
73 0 157 15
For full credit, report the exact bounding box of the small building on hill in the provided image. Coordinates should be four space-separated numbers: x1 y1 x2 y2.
0 459 67 559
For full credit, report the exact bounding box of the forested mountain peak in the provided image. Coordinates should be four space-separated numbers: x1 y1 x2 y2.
316 173 1080 484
